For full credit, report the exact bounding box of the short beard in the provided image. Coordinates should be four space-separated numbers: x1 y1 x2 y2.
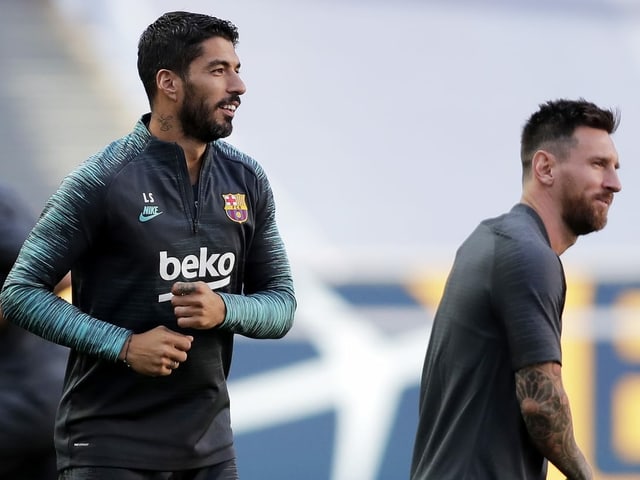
179 82 233 143
562 191 608 236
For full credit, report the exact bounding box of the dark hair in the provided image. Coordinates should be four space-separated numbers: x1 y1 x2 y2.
520 98 620 177
137 11 239 106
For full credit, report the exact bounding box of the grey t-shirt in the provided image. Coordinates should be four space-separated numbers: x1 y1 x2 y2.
411 203 563 480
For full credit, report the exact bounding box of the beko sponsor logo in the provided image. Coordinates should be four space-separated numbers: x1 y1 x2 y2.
157 248 235 302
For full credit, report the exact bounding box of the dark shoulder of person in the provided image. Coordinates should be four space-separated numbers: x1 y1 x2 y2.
0 182 37 282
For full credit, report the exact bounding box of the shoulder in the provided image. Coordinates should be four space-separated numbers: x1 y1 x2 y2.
477 206 561 280
492 210 563 287
0 184 35 272
0 184 34 226
65 119 151 190
488 206 552 253
459 206 549 259
486 205 545 240
212 140 266 179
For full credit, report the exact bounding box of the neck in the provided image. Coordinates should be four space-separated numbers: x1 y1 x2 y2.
178 139 207 186
520 193 577 255
148 113 207 185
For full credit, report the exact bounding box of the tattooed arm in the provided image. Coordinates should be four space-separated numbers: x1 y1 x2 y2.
515 362 593 480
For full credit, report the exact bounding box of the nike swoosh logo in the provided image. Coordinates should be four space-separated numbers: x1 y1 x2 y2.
139 211 163 222
157 277 231 302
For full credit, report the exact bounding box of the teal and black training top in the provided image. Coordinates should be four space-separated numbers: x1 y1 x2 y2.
0 115 296 471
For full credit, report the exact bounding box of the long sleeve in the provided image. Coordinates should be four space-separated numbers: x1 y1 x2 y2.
216 147 296 339
0 140 139 361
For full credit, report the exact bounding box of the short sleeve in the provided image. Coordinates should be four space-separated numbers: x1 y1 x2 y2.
491 235 563 370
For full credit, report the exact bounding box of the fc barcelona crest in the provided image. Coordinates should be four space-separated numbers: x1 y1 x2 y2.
222 193 248 223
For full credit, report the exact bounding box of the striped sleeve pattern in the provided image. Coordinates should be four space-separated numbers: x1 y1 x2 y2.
1 286 130 361
0 127 148 361
218 213 296 339
219 289 296 339
215 142 296 339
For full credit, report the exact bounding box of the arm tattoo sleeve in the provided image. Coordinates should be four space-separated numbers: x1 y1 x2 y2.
515 363 593 480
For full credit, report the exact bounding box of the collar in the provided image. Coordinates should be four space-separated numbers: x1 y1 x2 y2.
511 203 551 245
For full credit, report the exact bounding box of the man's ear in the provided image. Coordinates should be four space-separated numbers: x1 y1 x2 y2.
156 69 181 102
531 150 555 186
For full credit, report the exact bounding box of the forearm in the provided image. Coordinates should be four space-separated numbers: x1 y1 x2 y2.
218 288 296 338
515 363 593 480
1 280 130 361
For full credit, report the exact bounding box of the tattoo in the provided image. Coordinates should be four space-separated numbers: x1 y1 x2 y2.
178 282 195 296
515 364 592 480
159 114 173 132
516 367 567 441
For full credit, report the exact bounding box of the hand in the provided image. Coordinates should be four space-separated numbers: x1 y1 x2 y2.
171 281 226 330
121 325 193 376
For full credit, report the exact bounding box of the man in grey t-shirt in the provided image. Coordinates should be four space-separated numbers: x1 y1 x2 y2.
411 99 621 480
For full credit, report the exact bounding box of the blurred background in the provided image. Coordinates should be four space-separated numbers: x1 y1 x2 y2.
3 0 640 478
